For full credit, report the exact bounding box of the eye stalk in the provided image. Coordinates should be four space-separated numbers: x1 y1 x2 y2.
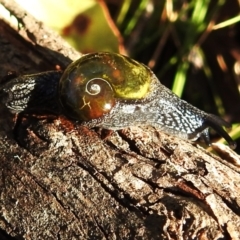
0 52 236 149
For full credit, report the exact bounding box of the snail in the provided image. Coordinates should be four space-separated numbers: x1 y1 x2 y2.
0 52 236 149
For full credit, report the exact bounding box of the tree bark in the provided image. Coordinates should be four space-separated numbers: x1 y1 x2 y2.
0 1 240 239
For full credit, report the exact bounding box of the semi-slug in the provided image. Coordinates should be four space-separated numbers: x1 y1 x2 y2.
0 52 236 148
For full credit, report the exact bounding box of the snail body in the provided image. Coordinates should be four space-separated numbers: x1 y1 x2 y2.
0 52 236 148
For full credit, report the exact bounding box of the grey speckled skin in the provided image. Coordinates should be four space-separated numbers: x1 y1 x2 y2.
0 55 236 149
83 73 235 148
0 71 62 113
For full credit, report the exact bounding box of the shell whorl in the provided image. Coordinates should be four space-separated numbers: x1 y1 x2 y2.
58 52 152 121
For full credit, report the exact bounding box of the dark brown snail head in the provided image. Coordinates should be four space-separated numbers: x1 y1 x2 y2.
58 52 152 121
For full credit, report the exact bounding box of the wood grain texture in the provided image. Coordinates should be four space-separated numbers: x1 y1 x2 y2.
0 1 240 239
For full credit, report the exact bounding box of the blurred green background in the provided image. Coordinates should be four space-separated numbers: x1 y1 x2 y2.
14 0 240 152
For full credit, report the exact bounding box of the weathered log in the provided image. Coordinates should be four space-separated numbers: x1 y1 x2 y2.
0 1 240 239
